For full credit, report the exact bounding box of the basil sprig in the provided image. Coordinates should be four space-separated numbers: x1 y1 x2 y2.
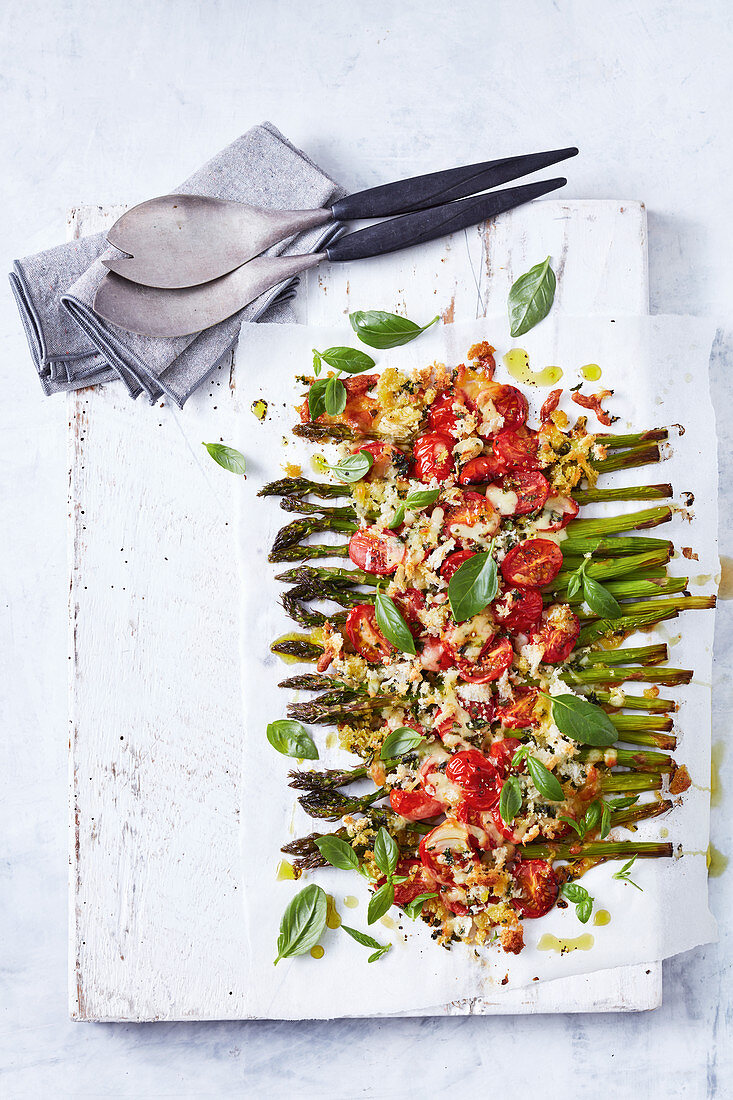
403 892 439 919
312 346 375 375
387 487 440 530
613 855 643 891
368 826 400 925
323 449 374 484
380 727 425 760
274 884 328 965
512 745 564 802
375 587 416 655
545 692 617 747
315 835 359 870
349 309 439 349
266 719 319 760
499 775 522 825
566 557 622 620
561 882 594 924
507 255 556 338
202 442 247 475
447 544 498 623
560 799 610 840
340 924 392 963
308 345 375 417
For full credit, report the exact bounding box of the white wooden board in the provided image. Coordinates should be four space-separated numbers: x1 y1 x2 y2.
69 198 662 1020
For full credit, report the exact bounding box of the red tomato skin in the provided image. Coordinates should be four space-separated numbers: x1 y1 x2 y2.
412 431 455 482
489 384 529 432
419 637 456 672
496 689 540 730
353 440 398 481
348 527 405 575
456 636 514 684
494 427 540 470
389 789 444 821
392 587 425 636
501 538 564 588
419 818 477 887
492 586 544 634
456 803 501 850
490 801 523 843
446 750 501 810
440 549 476 582
390 858 438 907
458 453 506 485
531 605 581 663
534 495 580 531
443 492 500 543
512 859 560 919
344 605 393 663
488 738 522 776
427 391 459 435
500 469 550 515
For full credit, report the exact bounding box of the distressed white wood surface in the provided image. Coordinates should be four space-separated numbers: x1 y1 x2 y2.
70 198 659 1021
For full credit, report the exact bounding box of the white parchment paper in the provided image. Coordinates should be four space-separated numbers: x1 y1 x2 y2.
236 316 718 1019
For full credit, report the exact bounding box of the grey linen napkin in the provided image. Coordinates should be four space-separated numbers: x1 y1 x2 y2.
10 123 343 406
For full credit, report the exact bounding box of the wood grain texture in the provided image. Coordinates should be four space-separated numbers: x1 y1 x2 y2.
70 199 660 1020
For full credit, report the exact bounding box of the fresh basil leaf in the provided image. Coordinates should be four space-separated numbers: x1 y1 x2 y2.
583 801 602 831
315 835 359 871
499 776 522 824
375 588 416 655
387 504 406 530
307 378 329 419
576 896 593 923
274 884 328 965
340 924 385 950
549 694 618 747
582 574 623 620
599 801 611 839
507 256 556 338
613 855 643 890
373 827 399 878
368 945 392 963
447 548 498 623
380 727 425 760
314 346 376 375
526 755 565 802
312 350 322 376
325 449 374 484
561 882 589 904
559 815 584 838
402 892 439 919
266 719 319 760
386 487 440 531
349 309 439 350
367 881 395 925
566 569 583 599
324 377 347 416
202 442 247 476
608 795 639 811
511 744 529 768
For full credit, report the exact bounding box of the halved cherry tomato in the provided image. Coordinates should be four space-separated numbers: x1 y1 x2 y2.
392 587 425 636
531 604 581 663
427 390 459 435
439 888 471 916
461 697 495 724
488 737 522 775
446 749 501 810
443 492 500 543
419 753 461 807
299 374 378 433
457 803 503 850
440 549 475 582
348 526 405 575
494 427 540 470
353 440 401 481
387 858 437 908
488 384 528 432
458 452 506 485
501 538 564 587
344 605 393 663
454 362 494 410
419 818 478 887
490 801 523 843
389 789 444 821
412 431 455 482
496 689 540 729
491 586 543 634
419 637 456 671
456 636 513 684
500 469 550 515
533 494 580 531
511 859 560 919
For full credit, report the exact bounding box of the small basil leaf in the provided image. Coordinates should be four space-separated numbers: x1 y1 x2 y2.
576 896 593 923
566 570 583 599
526 755 564 802
404 488 441 509
373 827 399 878
274 884 328 965
561 882 588 904
367 881 395 925
583 801 602 831
582 575 623 620
507 256 556 338
511 745 528 768
340 924 385 950
307 378 329 419
312 350 322 376
315 346 376 374
402 892 439 919
499 776 522 825
266 719 319 760
387 504 406 530
315 835 359 871
203 442 247 476
349 309 439 350
325 449 374 484
380 727 425 760
549 694 618 748
375 589 416 655
367 945 392 963
559 815 584 838
608 795 639 811
324 377 347 416
599 802 611 839
447 548 498 623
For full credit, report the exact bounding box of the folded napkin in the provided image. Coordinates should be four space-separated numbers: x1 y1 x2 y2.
10 122 343 406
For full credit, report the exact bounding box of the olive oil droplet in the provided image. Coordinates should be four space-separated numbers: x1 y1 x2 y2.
250 398 268 421
276 860 295 881
311 454 329 474
310 945 324 959
380 916 396 930
593 909 611 927
503 348 563 387
580 363 602 381
326 731 337 749
271 632 314 664
707 843 729 878
326 894 342 930
537 933 594 953
343 895 359 909
660 827 669 839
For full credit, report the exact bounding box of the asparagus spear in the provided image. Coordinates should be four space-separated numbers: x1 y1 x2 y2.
595 429 668 449
565 505 672 539
592 443 662 476
572 483 672 504
580 644 668 666
523 839 672 860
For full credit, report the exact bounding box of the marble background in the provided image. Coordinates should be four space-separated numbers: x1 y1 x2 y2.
1 1 731 1096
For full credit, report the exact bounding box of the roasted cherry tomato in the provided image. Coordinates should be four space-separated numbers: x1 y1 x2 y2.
300 374 378 433
499 469 550 515
344 605 393 663
348 526 405 575
531 604 581 663
488 737 523 775
496 689 540 729
488 384 528 432
419 818 477 887
501 538 564 587
456 636 514 684
443 492 500 543
533 494 580 531
458 452 506 485
353 440 401 481
389 789 444 821
461 697 495 725
419 637 456 671
392 587 425 636
454 362 494 410
491 586 543 634
440 549 476 582
419 753 460 807
412 431 455 482
511 859 560 919
494 427 540 470
427 390 459 435
446 749 501 810
386 858 437 908
490 801 524 843
457 803 503 850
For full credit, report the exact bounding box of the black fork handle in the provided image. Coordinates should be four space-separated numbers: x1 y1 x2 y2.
330 148 577 221
326 178 567 264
